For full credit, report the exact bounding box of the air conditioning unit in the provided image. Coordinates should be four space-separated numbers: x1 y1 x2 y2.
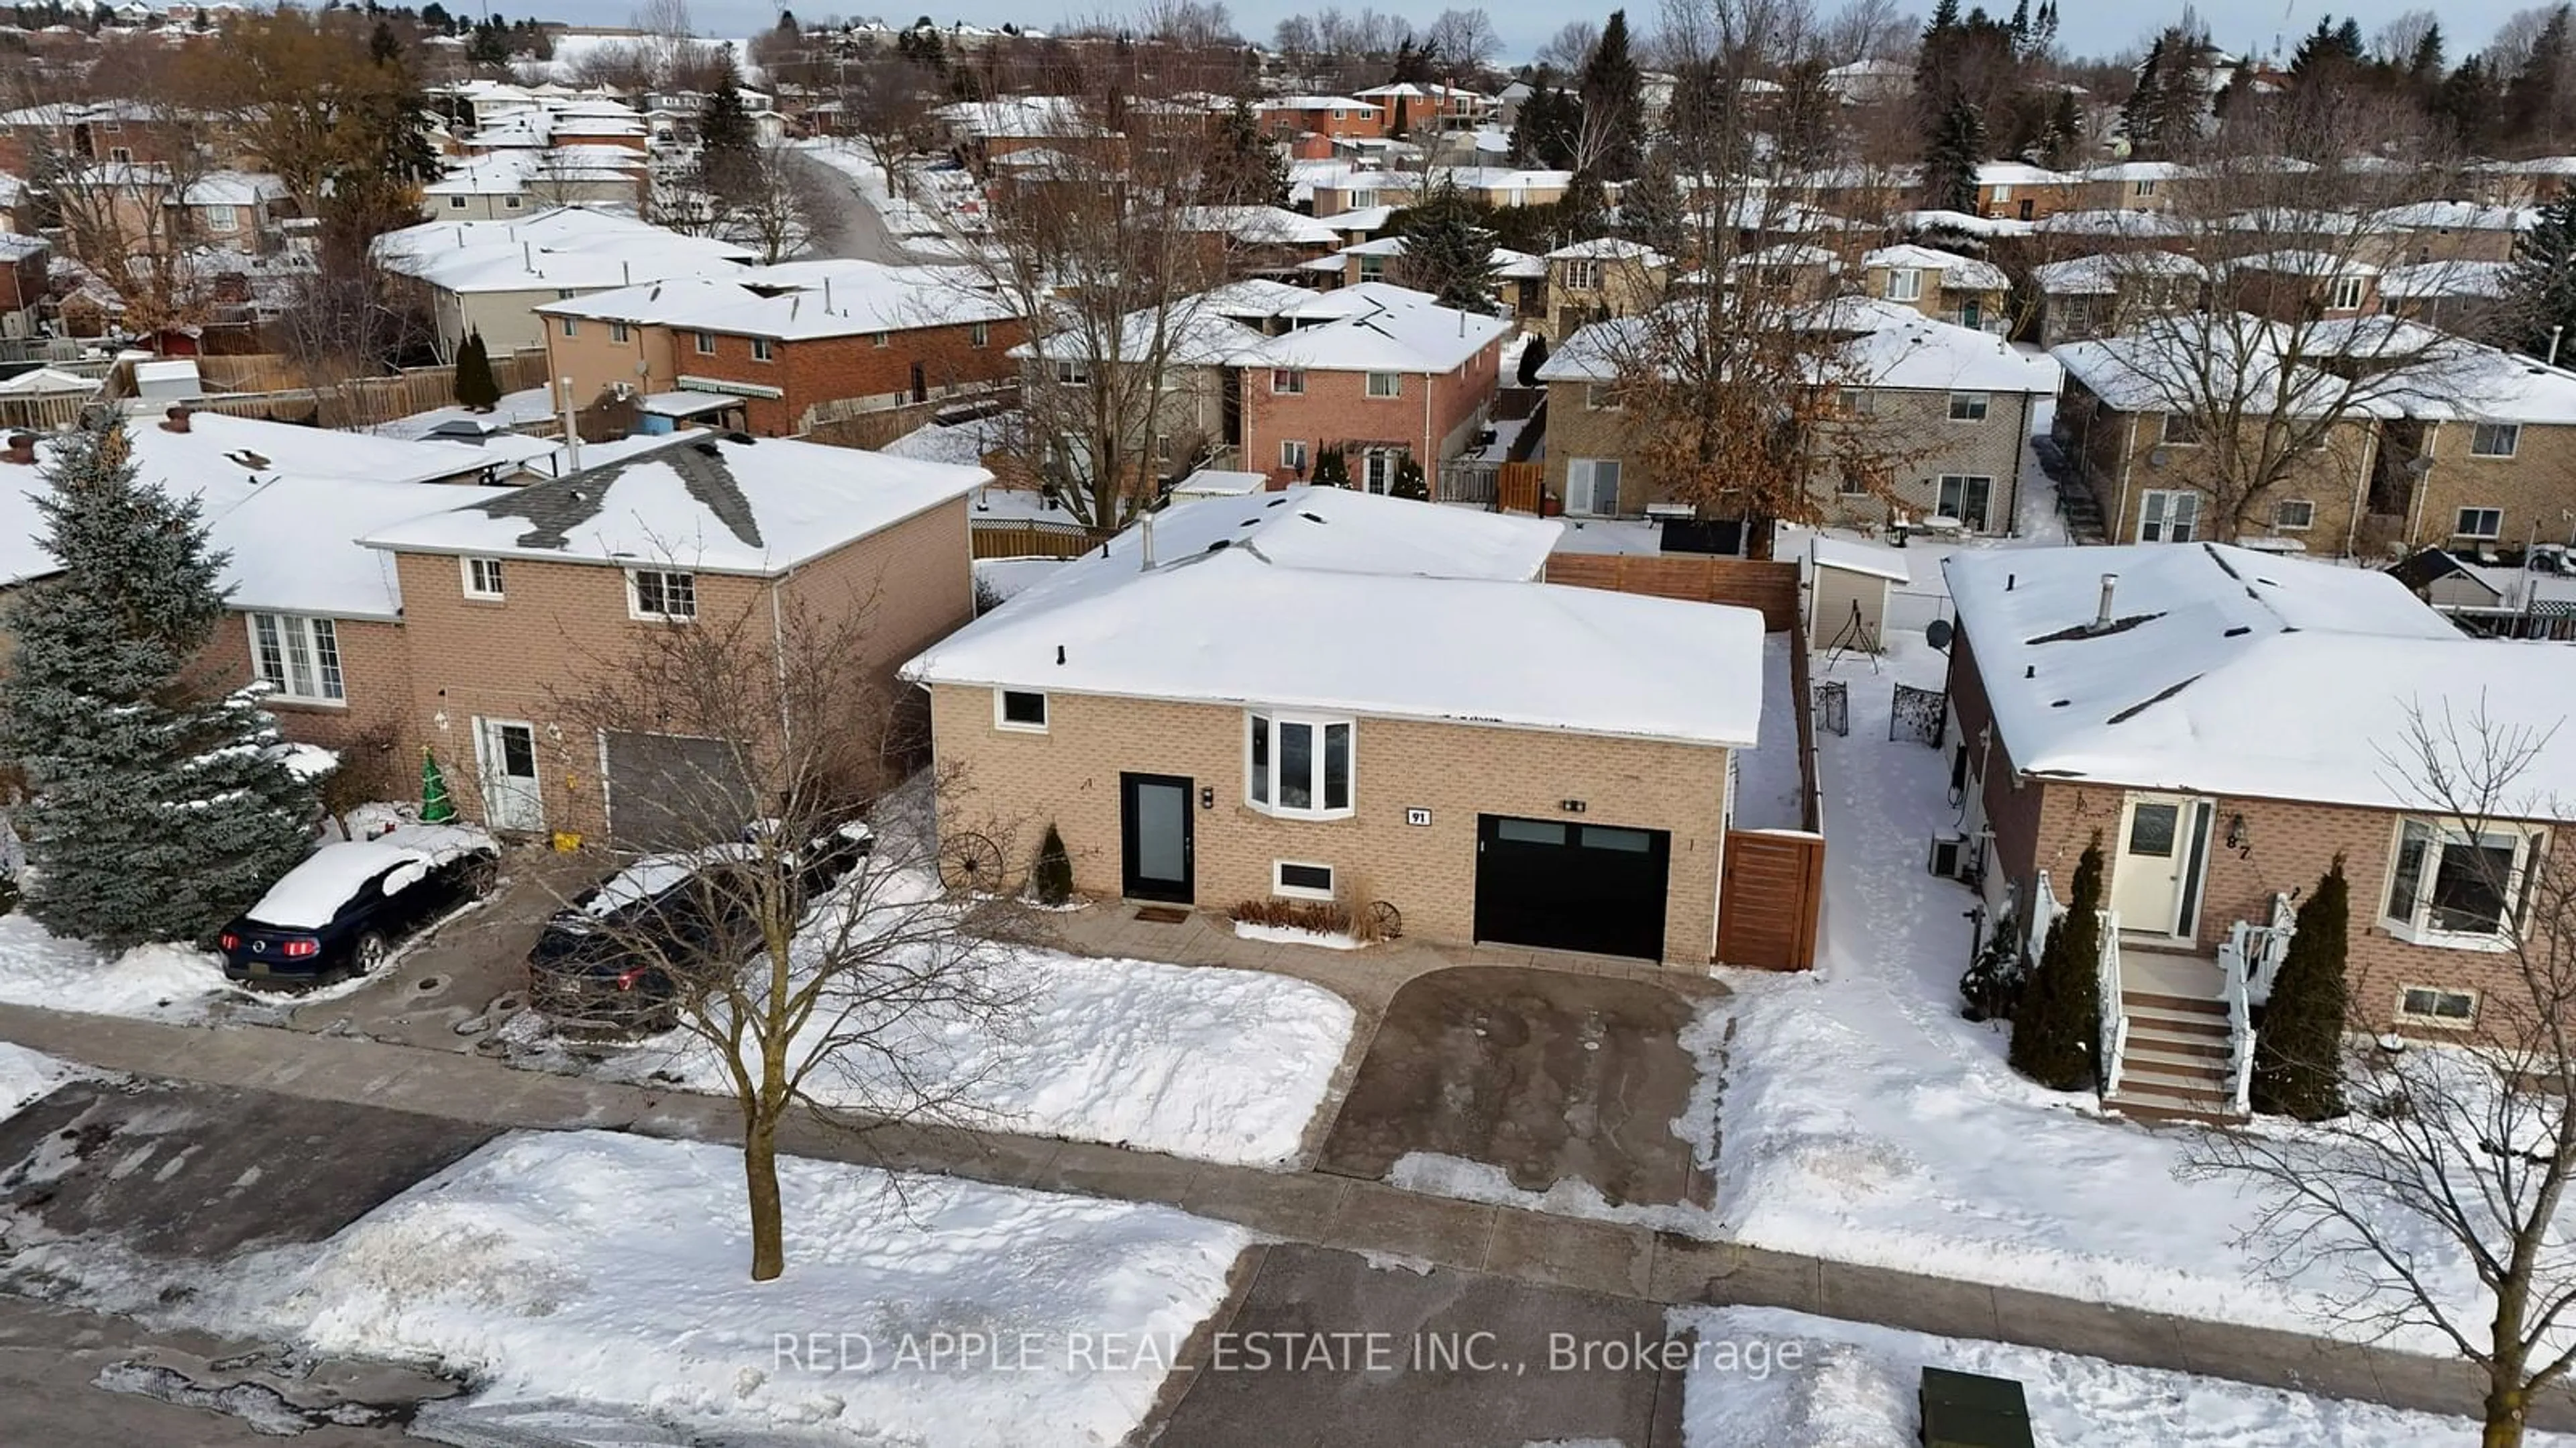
1927 833 1975 881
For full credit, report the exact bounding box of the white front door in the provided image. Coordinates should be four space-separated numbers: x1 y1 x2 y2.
475 718 545 833
2139 489 2200 543
2111 792 2212 939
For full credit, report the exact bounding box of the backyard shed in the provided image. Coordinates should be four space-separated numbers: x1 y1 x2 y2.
1808 535 1911 652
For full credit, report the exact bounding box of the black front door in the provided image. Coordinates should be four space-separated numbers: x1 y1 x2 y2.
1121 772 1195 903
1474 814 1672 960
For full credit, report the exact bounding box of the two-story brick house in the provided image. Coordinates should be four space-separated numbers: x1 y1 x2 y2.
1237 283 1510 488
2028 250 2206 347
1541 238 1669 342
357 435 987 843
533 258 1026 436
1860 244 2010 331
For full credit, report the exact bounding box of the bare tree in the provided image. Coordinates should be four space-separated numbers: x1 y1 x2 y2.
839 52 941 191
1536 18 1602 76
2186 707 2576 1448
1421 7 1501 82
1820 0 1912 62
635 0 701 89
937 73 1255 536
553 590 1035 1283
716 139 824 263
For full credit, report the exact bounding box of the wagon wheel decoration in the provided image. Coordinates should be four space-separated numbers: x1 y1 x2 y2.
941 830 1008 893
1366 899 1403 941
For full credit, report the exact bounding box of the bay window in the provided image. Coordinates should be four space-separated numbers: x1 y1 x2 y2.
2383 817 2541 943
1247 710 1353 819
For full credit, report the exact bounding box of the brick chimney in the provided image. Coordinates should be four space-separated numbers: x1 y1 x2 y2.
2 432 34 466
159 403 191 433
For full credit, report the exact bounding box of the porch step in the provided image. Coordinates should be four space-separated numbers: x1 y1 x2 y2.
2121 1051 2233 1092
2106 1084 2249 1126
2123 997 2231 1036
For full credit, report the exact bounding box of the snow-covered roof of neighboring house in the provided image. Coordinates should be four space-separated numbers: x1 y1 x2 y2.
1177 206 1340 247
535 258 1015 340
1974 162 2069 187
1491 246 1546 279
933 95 1097 138
2049 318 2343 415
2481 154 2576 175
1539 297 2059 397
1547 237 1667 263
1731 242 1841 269
1862 244 2008 291
2229 248 2378 277
1169 468 1269 499
1246 282 1511 374
1315 205 1398 233
1944 541 2576 811
213 475 459 621
1439 166 1572 191
425 147 647 195
906 487 1768 748
372 207 756 295
1900 207 2035 239
2077 161 2192 182
0 366 95 395
2378 259 2514 300
176 171 290 207
2033 209 2188 238
2029 250 2207 295
359 433 989 576
2373 200 2534 232
1262 95 1381 114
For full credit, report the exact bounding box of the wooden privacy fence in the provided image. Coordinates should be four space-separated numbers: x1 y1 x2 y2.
1717 827 1825 970
182 350 553 431
1544 553 1803 632
970 519 1094 560
1497 460 1542 513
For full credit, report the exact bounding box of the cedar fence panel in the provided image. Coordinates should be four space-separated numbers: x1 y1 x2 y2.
1497 460 1542 513
1542 553 1803 631
1717 828 1824 970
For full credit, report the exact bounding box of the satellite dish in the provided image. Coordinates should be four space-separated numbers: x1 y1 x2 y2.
1925 617 1955 652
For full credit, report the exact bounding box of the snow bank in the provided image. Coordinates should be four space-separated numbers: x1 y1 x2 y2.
0 913 230 1020
1232 920 1362 951
1715 635 2485 1349
0 1041 72 1120
1675 1305 2576 1447
273 1131 1251 1447
600 949 1356 1168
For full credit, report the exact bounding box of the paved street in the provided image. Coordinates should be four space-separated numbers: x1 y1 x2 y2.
0 999 2562 1435
791 147 920 265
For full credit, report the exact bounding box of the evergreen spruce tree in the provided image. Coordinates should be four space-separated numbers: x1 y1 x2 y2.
1618 151 1685 260
1507 87 1582 170
2506 195 2576 357
453 329 500 411
1391 177 1497 314
1576 9 1642 181
2436 54 2503 152
1389 452 1428 501
1310 447 1349 485
1201 99 1289 209
1516 333 1550 386
2010 835 2103 1091
1 412 317 949
2252 860 2351 1121
1030 823 1073 907
1560 168 1611 242
2507 7 2569 148
699 52 759 198
1921 97 1986 215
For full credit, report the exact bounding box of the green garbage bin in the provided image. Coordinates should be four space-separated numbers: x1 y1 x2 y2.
1919 1365 2036 1448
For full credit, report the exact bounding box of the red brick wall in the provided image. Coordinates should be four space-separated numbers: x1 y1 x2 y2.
1241 336 1501 482
685 318 1026 436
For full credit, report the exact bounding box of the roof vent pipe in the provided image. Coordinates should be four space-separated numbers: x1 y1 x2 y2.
1141 510 1155 570
2091 572 2119 632
558 374 582 476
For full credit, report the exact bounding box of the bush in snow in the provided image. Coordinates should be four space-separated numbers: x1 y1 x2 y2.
1230 897 1353 935
1390 452 1430 501
1030 822 1073 907
0 410 318 948
2010 835 2102 1092
451 327 500 413
2252 858 2349 1121
1957 909 2023 1023
1516 333 1550 387
1309 447 1350 486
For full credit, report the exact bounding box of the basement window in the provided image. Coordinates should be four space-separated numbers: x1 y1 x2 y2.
995 689 1048 732
2396 986 2477 1027
1273 860 1336 900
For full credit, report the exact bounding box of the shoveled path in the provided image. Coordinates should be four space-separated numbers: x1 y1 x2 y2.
1 1001 2565 1433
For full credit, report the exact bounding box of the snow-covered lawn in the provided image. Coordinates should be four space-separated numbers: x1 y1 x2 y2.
261 1131 1250 1448
1713 634 2485 1350
1676 1304 2576 1447
0 1041 72 1119
588 947 1356 1168
0 912 235 1020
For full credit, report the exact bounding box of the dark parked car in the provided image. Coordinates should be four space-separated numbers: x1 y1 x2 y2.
529 822 872 1032
219 824 501 987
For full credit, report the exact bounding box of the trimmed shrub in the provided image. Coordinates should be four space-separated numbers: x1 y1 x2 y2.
2253 859 2351 1120
1030 823 1073 907
2011 837 2104 1092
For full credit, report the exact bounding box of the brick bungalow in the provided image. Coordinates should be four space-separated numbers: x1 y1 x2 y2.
1943 542 2576 1116
535 258 1026 437
904 487 1770 966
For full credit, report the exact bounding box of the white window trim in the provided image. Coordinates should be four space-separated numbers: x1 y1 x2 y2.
1586 381 1621 411
751 336 775 362
460 556 506 600
559 316 578 338
1245 709 1356 821
1271 368 1307 395
2159 412 2202 446
994 688 1048 733
2470 421 2520 459
1054 358 1089 386
970 321 989 348
2328 275 2368 311
1280 439 1309 471
2272 499 2316 531
1884 267 1922 302
694 331 717 355
1364 371 1402 398
1272 860 1337 900
245 613 345 706
2395 985 2480 1029
2379 816 2542 951
1948 391 1990 422
626 568 698 623
609 321 631 344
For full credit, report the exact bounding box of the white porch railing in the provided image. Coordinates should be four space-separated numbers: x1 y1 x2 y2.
2216 929 2256 1117
2026 870 2063 968
2098 907 2128 1098
2238 891 2297 1004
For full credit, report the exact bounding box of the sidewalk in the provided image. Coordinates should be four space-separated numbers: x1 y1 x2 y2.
0 1000 2561 1432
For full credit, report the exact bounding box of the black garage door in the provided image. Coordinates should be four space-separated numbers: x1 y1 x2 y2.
1473 814 1671 960
602 731 754 851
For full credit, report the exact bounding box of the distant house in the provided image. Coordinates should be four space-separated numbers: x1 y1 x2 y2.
2027 250 2206 347
1542 238 1668 342
1944 541 2576 1115
1859 244 2010 331
1254 96 1385 141
372 207 757 359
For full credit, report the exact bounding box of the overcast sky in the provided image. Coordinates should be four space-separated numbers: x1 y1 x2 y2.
564 0 2548 71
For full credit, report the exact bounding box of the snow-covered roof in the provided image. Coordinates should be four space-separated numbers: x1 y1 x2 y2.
1862 244 2008 291
1900 208 2035 239
243 824 498 930
905 488 1768 747
360 434 987 576
1945 542 2576 811
536 259 1016 340
2379 259 2515 300
1169 468 1269 499
1974 162 2069 187
213 476 462 621
2029 250 2206 295
2050 319 2342 415
2372 200 2533 232
373 207 755 295
1547 237 1666 263
1539 297 2058 397
1315 205 1399 233
1177 206 1340 247
2230 248 2377 278
1241 283 1510 374
1809 535 1909 584
2033 209 2188 238
0 366 96 395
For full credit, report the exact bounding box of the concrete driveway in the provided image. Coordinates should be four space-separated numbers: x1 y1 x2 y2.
1140 1243 1687 1447
1318 966 1719 1209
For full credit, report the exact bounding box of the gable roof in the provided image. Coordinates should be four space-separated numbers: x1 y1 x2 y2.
2029 250 2206 295
535 259 1016 340
1538 298 2058 396
1945 542 2576 809
1862 244 2009 291
373 207 755 295
359 433 987 575
904 488 1766 747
